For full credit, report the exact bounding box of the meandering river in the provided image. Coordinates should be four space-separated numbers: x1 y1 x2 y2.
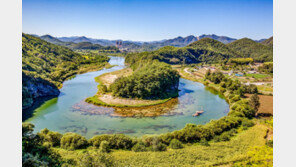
25 56 229 138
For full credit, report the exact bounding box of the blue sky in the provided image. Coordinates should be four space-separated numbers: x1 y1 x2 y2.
23 0 273 41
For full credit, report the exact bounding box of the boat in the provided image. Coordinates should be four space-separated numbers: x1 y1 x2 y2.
192 106 204 117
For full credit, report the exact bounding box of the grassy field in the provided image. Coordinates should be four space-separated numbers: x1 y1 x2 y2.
53 122 271 167
245 73 269 79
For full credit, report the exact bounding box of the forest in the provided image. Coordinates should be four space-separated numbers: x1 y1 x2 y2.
109 60 180 99
22 33 110 109
125 37 273 66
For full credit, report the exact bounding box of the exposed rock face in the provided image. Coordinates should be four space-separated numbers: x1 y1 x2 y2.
22 74 60 109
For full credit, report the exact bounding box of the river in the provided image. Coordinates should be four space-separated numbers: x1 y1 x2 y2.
25 56 229 138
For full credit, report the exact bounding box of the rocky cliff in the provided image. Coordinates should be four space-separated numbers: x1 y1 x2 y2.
22 73 60 109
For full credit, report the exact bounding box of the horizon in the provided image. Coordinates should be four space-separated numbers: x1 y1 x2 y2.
23 0 273 41
26 33 272 42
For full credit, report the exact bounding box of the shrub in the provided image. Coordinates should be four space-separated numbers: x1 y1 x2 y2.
199 138 210 146
132 141 147 152
76 151 115 167
99 141 110 153
169 139 184 149
144 137 167 152
38 128 62 147
60 133 88 150
242 119 255 130
89 134 134 150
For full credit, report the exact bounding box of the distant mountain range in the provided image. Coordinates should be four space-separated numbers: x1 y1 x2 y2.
33 34 269 52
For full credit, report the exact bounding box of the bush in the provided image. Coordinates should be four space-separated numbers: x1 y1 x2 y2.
199 138 210 146
242 119 255 130
76 151 115 167
169 139 184 149
99 141 110 153
132 141 147 152
38 128 62 147
143 137 167 152
89 134 134 150
60 133 88 150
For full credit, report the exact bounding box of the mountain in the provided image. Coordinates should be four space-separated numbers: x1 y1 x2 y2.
187 38 239 56
260 37 273 47
152 35 198 47
198 34 237 44
126 38 240 65
40 35 65 45
227 38 273 62
255 39 267 43
71 36 92 43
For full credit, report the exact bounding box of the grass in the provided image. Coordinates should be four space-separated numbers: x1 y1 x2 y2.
53 122 269 167
257 85 273 95
111 123 268 167
245 73 269 79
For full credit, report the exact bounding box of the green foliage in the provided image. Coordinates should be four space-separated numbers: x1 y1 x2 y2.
89 134 134 150
110 61 180 99
261 36 273 47
75 151 116 167
205 70 258 96
132 141 147 152
126 38 240 66
249 94 260 113
258 62 273 74
37 128 62 147
241 119 255 130
22 33 110 109
199 138 210 146
99 141 111 153
233 146 273 167
60 133 88 150
169 139 184 149
227 38 273 62
229 58 254 65
22 123 62 166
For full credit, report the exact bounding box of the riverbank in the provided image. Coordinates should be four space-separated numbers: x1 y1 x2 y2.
23 62 113 120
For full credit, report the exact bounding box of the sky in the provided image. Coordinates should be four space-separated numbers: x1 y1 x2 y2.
22 0 273 41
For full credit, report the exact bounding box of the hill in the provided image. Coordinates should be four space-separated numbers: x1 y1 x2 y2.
40 35 65 45
261 37 273 47
126 38 240 65
199 34 236 44
22 33 110 110
227 38 273 62
40 35 119 52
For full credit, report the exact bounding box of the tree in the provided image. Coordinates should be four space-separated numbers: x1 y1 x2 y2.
249 94 260 116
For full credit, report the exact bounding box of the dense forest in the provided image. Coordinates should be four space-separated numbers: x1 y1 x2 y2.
22 33 110 109
227 38 273 62
125 37 273 65
109 60 180 99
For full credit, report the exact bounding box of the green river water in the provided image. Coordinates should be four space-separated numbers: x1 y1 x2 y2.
26 56 229 138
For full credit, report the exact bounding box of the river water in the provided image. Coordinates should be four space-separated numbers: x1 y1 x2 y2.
25 56 229 138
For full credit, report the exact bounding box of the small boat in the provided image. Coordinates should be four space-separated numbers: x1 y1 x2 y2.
192 106 204 117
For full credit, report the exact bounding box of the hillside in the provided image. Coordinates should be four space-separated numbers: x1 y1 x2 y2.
22 33 110 110
227 38 273 62
261 36 273 47
40 35 65 45
40 35 119 52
